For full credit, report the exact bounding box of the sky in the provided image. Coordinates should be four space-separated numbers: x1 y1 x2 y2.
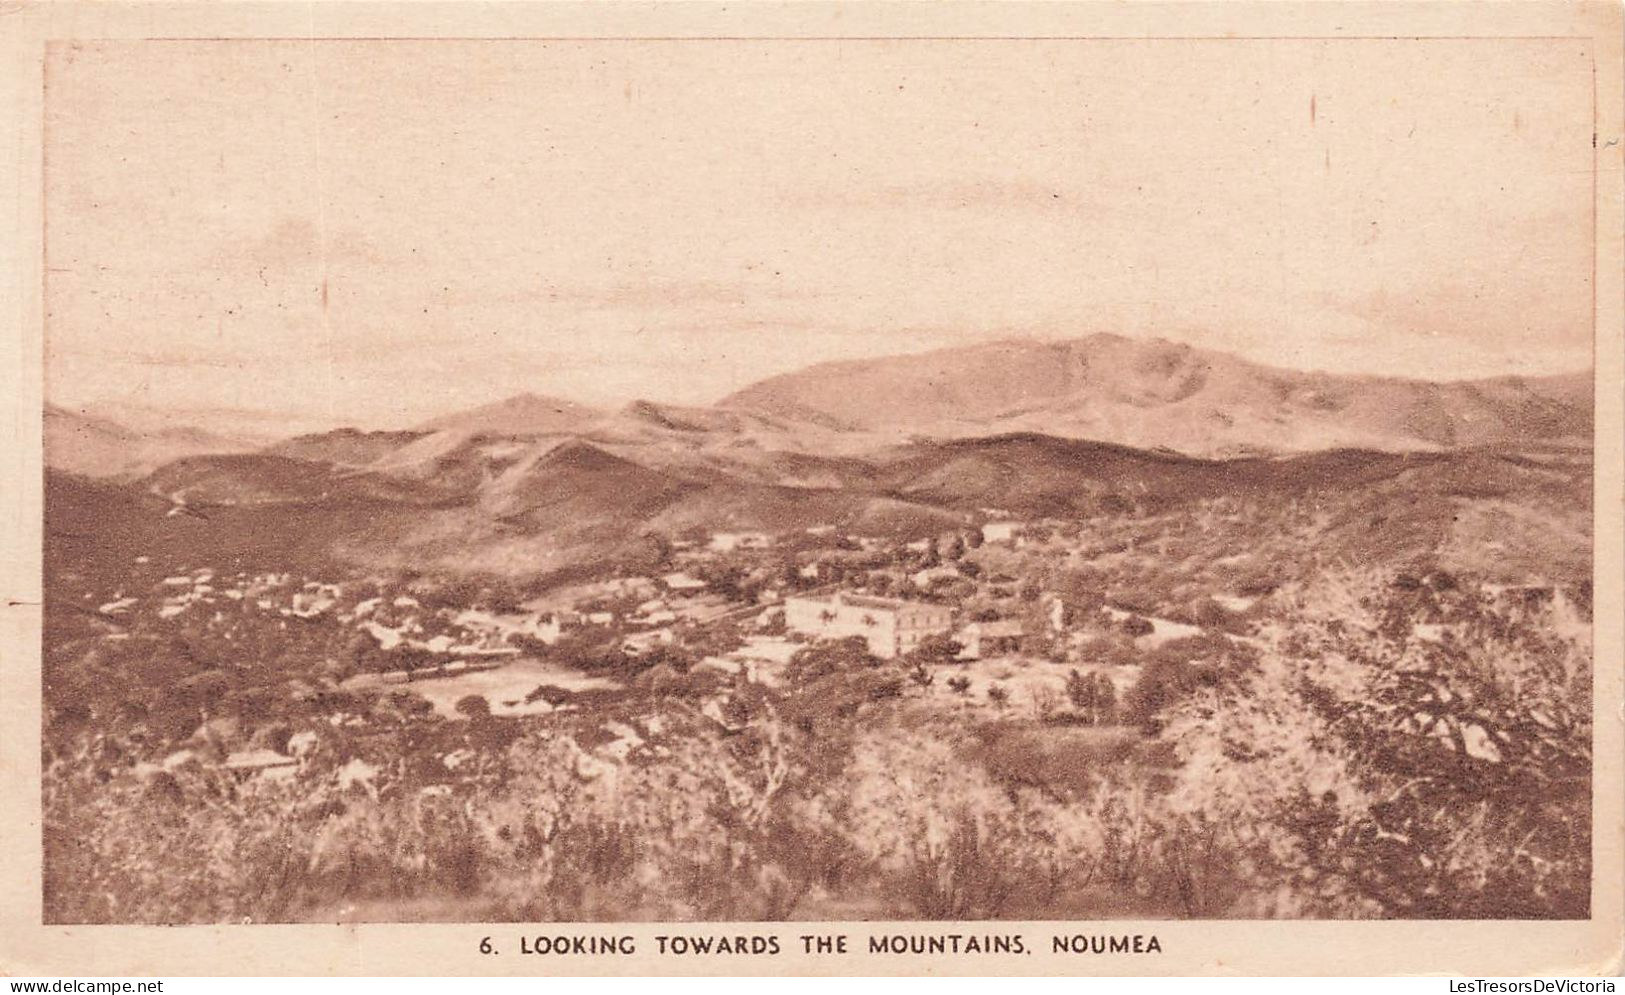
44 37 1596 429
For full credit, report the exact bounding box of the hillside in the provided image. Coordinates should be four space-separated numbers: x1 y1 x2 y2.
415 392 605 436
478 439 695 526
722 335 1592 455
45 470 426 586
45 404 261 480
266 428 427 467
142 453 453 507
50 420 1581 586
48 335 1593 584
872 433 1591 518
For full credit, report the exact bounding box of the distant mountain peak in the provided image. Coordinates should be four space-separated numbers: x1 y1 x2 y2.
416 392 604 435
721 334 1591 455
44 403 263 480
505 390 580 409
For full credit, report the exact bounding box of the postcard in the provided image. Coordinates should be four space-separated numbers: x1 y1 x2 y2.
1 0 1620 977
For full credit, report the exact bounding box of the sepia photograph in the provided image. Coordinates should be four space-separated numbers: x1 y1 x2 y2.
3 0 1622 977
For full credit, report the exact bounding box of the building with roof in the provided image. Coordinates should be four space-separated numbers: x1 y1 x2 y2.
709 531 771 553
661 571 708 594
783 591 953 659
981 520 1023 545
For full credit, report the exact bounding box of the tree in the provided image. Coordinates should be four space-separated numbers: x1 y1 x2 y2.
549 630 625 671
1191 596 1234 631
785 637 876 684
701 564 747 602
946 675 972 695
1065 667 1090 706
1092 674 1116 724
1233 565 1282 597
779 559 803 589
454 694 491 720
906 633 962 666
644 532 676 570
1111 587 1161 615
986 683 1010 707
906 662 935 688
635 642 698 676
345 632 386 673
1162 569 1592 918
1066 669 1118 725
524 684 574 706
1125 651 1226 728
1121 614 1155 638
686 620 745 659
759 609 788 637
483 587 526 615
1056 571 1107 613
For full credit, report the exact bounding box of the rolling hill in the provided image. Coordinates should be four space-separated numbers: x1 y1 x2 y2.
478 439 695 525
722 335 1591 455
414 392 605 436
41 420 1587 584
267 428 428 467
44 404 262 480
45 334 1593 584
142 453 455 507
873 432 1591 518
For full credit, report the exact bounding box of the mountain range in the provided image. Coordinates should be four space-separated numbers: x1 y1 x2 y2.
53 335 1592 475
44 334 1593 582
44 404 266 480
721 335 1591 454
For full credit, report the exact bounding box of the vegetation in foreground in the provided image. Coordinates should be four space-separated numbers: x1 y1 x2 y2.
44 566 1590 923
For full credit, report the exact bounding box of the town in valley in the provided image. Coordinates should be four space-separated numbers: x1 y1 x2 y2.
42 338 1595 924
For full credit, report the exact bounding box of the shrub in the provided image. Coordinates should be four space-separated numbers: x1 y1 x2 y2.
1161 568 1593 918
41 562 1588 925
524 684 575 707
1076 634 1138 668
454 694 491 720
1121 615 1155 638
685 621 745 659
904 634 961 666
897 815 1018 919
1065 669 1117 725
785 637 876 684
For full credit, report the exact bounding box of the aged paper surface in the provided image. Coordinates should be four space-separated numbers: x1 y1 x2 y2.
1 0 1621 977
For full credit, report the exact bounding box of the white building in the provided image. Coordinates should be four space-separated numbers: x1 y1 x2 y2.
661 572 708 594
783 591 953 660
981 521 1023 544
623 628 676 656
709 531 771 553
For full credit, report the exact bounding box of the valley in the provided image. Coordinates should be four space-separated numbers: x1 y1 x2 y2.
41 335 1596 924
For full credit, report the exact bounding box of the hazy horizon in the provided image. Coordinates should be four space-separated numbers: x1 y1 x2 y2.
45 38 1596 430
49 330 1596 438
